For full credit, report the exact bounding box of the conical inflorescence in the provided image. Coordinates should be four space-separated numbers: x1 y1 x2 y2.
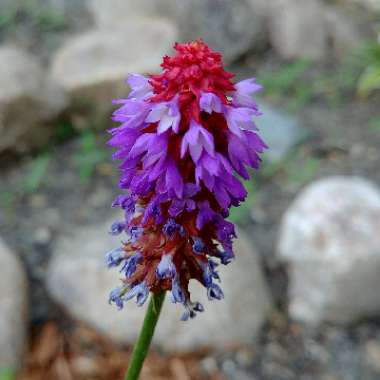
106 40 267 320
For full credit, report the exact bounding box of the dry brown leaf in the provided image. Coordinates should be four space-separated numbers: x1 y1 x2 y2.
17 320 225 380
50 355 73 380
32 322 61 365
170 357 192 380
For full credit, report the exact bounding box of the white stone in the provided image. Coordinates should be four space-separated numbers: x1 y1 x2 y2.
268 0 327 60
0 46 66 154
47 217 272 351
278 176 380 325
50 20 177 120
176 0 268 63
0 238 28 369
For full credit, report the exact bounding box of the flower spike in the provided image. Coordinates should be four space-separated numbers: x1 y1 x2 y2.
106 40 266 319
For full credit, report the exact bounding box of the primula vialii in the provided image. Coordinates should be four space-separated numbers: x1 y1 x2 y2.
106 40 267 321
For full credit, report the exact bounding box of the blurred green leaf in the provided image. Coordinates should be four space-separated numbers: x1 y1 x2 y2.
0 191 15 209
73 131 108 183
261 59 311 95
36 8 66 31
370 116 380 130
0 8 17 28
24 153 50 193
0 0 67 33
363 41 380 62
354 39 380 97
52 122 78 144
357 66 380 97
258 39 380 110
0 368 15 380
287 83 314 112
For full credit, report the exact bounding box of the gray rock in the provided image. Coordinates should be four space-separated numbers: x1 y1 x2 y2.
87 0 179 26
47 216 272 351
278 176 380 325
176 0 267 63
0 46 66 155
268 0 327 60
324 6 362 58
256 102 306 163
87 0 268 63
0 238 28 369
50 20 177 122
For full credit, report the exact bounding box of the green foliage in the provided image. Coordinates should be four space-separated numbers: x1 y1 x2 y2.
0 191 15 209
33 7 66 32
73 130 108 183
52 121 78 144
0 368 15 380
304 49 367 107
261 59 311 94
357 41 380 97
258 151 320 190
260 59 325 112
0 0 66 33
286 83 314 113
0 7 18 29
24 153 50 193
370 116 380 131
357 67 380 97
259 41 380 111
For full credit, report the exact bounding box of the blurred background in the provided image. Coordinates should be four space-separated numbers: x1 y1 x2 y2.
0 0 380 379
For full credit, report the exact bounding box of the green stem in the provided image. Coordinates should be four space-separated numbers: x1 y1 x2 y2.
124 291 166 380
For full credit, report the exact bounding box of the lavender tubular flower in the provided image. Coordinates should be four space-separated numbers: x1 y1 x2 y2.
109 221 126 236
105 247 125 268
125 282 149 306
156 254 177 279
109 285 128 309
105 40 266 319
120 252 142 277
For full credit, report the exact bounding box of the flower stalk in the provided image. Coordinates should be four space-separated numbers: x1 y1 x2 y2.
125 291 166 380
